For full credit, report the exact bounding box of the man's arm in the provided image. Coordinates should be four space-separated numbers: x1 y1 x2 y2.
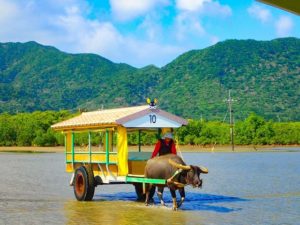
171 142 177 155
151 141 161 158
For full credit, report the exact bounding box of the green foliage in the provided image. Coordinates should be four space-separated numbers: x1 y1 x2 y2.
175 113 300 145
176 120 230 145
127 131 157 145
0 111 299 147
272 122 300 144
234 113 300 145
0 38 299 121
33 129 57 146
235 113 273 145
0 111 70 146
0 113 16 146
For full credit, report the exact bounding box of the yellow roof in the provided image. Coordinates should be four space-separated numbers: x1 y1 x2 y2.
51 105 188 131
51 105 149 130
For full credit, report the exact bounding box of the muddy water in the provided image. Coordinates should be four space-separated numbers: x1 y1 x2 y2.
0 151 300 225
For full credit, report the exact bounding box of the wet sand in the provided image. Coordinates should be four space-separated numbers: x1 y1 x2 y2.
0 146 65 153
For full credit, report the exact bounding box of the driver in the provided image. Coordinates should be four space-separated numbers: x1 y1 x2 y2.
151 132 177 158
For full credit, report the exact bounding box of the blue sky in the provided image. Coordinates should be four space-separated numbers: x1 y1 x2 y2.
0 0 299 68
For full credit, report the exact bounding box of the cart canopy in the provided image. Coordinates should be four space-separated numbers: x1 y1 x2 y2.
51 105 187 131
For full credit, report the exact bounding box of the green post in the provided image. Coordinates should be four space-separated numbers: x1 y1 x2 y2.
88 132 91 163
71 132 74 164
105 129 109 165
64 134 67 163
138 130 141 152
158 128 162 139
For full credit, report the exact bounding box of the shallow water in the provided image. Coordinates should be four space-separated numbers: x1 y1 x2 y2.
0 152 299 225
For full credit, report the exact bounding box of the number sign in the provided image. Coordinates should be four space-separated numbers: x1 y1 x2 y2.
149 114 157 124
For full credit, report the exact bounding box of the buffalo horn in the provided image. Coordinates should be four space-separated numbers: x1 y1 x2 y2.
168 159 191 170
199 166 208 173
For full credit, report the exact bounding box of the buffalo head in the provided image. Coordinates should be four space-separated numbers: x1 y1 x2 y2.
169 159 208 188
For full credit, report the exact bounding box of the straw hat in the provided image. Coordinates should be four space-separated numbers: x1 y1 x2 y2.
162 132 173 139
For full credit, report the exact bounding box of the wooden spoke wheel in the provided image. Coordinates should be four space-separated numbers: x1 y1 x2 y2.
73 165 95 201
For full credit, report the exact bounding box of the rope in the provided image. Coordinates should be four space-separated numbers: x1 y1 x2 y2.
166 168 186 188
175 136 184 160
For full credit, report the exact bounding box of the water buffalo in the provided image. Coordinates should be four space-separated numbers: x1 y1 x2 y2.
144 154 208 210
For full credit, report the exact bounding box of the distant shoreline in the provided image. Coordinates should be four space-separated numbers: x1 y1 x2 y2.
0 145 299 153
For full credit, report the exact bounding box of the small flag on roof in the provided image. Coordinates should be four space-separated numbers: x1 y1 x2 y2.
146 98 158 109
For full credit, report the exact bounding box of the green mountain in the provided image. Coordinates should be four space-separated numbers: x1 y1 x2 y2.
0 38 299 121
154 38 300 121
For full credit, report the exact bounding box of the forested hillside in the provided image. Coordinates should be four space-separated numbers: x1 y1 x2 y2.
155 38 300 121
0 38 299 121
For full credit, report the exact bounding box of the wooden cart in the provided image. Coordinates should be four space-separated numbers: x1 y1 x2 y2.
51 104 187 201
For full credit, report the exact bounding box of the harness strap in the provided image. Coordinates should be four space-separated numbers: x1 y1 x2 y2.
169 181 186 188
170 169 182 179
167 169 187 188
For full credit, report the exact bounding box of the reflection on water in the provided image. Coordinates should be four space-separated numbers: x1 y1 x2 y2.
63 191 247 225
64 200 190 225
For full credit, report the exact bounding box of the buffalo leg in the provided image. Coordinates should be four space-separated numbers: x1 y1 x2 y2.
145 184 153 206
177 188 185 208
149 185 155 203
170 189 178 210
157 186 166 206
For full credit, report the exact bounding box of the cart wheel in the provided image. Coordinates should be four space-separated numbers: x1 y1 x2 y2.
73 165 95 201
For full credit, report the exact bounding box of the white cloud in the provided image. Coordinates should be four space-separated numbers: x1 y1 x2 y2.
176 0 232 17
0 1 43 42
138 13 165 42
6 0 291 68
175 12 206 42
54 4 180 67
0 0 18 22
247 4 295 38
0 0 118 59
275 16 293 37
0 0 182 67
0 0 89 43
247 4 272 23
123 39 184 67
174 0 230 45
176 0 208 12
203 1 232 17
55 8 122 54
109 0 169 21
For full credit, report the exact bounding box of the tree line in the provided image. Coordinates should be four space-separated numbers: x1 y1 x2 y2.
0 111 299 147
